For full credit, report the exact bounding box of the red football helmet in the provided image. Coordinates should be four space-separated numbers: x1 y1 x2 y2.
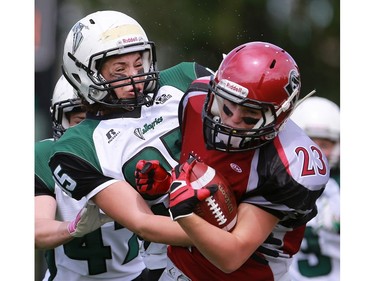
203 41 301 152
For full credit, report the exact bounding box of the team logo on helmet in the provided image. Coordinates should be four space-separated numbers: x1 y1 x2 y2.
284 69 300 97
72 22 87 55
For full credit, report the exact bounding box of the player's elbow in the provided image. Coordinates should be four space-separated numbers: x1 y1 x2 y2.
134 224 164 244
132 227 148 241
34 237 45 250
35 225 50 249
128 219 157 242
217 264 240 274
34 233 55 250
213 258 245 274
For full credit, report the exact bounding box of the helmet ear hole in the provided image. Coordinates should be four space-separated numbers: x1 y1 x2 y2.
72 73 81 84
269 59 276 69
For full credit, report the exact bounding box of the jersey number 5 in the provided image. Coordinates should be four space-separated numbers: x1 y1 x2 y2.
53 164 77 196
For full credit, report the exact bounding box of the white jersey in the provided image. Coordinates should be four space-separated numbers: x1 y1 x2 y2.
46 89 180 280
43 62 212 280
289 178 340 281
35 139 146 281
47 190 145 281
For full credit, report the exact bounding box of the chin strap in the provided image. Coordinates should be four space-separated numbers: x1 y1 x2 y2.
278 87 303 114
289 89 317 115
273 89 317 136
246 87 313 140
294 89 317 107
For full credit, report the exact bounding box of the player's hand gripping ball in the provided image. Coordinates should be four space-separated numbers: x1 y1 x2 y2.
190 159 237 231
135 160 172 199
169 154 237 231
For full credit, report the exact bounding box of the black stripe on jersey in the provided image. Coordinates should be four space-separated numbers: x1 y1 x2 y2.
250 252 269 265
49 152 113 201
245 142 323 228
178 78 210 127
194 63 214 77
86 107 142 120
35 175 55 198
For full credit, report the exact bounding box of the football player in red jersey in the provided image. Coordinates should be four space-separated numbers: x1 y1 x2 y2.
136 41 329 281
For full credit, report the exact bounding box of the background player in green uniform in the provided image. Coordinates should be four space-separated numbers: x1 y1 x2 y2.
35 76 111 279
289 96 340 281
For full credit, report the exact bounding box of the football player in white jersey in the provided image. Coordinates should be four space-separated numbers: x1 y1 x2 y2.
289 96 340 281
35 76 113 280
47 10 212 281
135 41 330 281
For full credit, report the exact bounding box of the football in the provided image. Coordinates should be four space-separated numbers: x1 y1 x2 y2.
189 160 237 232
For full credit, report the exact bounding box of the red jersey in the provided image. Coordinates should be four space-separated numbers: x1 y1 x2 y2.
168 77 329 280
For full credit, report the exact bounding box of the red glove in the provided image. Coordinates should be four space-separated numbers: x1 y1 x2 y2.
169 156 218 221
135 160 172 197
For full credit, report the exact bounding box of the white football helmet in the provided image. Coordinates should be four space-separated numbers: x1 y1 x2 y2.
62 10 158 109
50 75 84 140
290 96 340 168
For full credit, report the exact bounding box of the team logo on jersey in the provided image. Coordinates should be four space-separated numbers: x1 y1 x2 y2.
230 163 242 173
106 129 120 143
72 22 87 54
155 93 172 105
134 128 145 140
134 117 164 140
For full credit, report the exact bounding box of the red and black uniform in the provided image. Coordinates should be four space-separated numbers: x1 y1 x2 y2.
167 77 328 280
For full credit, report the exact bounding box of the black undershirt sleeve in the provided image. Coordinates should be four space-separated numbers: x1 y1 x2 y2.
49 152 114 201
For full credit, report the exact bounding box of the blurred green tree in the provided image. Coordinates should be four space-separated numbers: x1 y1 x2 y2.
35 0 339 140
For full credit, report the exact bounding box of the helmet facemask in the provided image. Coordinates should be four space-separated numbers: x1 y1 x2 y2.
201 41 303 152
203 79 279 152
51 98 84 140
62 11 160 112
66 41 159 110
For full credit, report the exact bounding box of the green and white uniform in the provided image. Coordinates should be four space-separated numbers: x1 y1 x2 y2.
37 138 148 281
45 62 212 280
290 177 340 281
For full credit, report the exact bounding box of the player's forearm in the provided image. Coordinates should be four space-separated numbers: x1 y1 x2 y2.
177 214 246 273
93 181 192 246
99 192 192 246
136 214 193 247
35 219 73 249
